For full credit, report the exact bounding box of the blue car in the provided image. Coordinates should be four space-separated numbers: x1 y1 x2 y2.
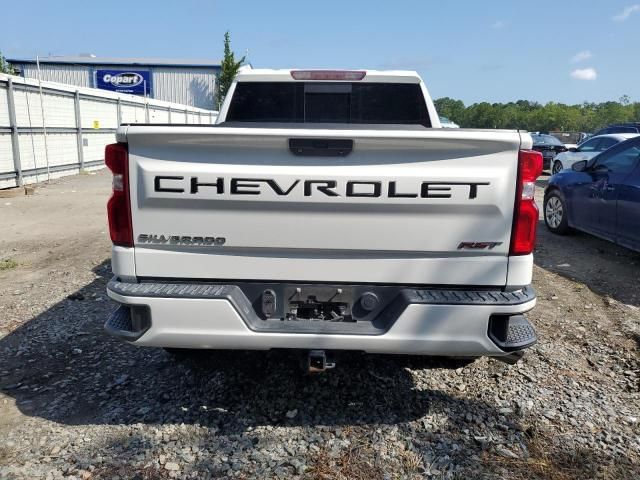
544 136 640 252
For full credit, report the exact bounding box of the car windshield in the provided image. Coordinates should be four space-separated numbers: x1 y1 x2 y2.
532 134 563 146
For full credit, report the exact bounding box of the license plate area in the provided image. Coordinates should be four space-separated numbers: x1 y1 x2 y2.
285 286 354 322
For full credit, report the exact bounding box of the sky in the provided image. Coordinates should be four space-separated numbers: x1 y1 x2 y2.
2 0 639 105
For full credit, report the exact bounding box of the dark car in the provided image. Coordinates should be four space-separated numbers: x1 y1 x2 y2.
531 134 568 169
544 136 640 252
592 122 640 137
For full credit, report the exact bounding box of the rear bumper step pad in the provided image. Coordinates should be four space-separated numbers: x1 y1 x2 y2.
108 278 535 305
105 304 150 341
488 314 538 351
107 278 535 341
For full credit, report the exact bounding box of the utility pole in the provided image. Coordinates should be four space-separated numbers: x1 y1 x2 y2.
36 55 51 181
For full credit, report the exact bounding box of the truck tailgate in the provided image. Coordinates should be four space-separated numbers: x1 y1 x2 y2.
122 125 526 286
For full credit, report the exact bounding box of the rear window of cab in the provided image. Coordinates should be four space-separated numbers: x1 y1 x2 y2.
226 82 431 127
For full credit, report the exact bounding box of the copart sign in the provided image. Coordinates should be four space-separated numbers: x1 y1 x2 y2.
95 70 151 95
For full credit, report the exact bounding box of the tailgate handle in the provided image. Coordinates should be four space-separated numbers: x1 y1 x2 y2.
289 138 353 157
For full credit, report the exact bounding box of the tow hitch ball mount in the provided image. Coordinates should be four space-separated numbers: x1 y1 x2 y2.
307 350 335 373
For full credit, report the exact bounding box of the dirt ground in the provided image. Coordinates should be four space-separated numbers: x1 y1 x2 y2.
0 170 638 479
0 170 112 332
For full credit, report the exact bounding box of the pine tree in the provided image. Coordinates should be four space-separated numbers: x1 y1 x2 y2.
216 32 245 109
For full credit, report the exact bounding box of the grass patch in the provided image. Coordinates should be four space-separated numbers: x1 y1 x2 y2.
482 425 636 479
307 440 385 480
91 465 169 479
0 258 18 271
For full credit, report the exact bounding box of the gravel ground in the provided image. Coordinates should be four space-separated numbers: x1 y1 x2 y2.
0 170 639 479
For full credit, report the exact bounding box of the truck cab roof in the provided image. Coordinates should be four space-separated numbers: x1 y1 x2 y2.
235 68 423 84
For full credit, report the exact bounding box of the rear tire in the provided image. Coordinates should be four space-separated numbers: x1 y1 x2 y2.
552 160 563 175
544 190 570 234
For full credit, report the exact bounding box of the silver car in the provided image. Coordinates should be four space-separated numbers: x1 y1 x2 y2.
551 133 640 174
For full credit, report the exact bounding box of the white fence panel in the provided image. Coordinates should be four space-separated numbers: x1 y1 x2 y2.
23 166 81 185
121 104 147 124
0 135 14 187
46 133 80 167
149 107 169 123
83 132 119 165
121 103 142 124
43 93 76 128
0 88 9 126
80 98 118 129
172 110 187 123
17 132 47 171
0 73 217 189
13 89 45 127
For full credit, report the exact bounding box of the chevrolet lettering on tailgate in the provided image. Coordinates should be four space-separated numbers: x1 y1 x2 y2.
154 176 490 200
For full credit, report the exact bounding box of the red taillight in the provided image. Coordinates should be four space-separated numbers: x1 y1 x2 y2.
105 143 133 247
510 149 543 255
290 70 366 81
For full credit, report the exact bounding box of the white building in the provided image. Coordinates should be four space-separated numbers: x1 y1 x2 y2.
8 55 220 110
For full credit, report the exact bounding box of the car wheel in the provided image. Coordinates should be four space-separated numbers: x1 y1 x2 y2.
552 160 563 175
544 190 570 234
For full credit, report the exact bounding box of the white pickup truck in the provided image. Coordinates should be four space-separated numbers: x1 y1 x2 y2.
104 69 542 370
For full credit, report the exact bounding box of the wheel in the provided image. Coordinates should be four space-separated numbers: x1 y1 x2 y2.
544 190 570 234
552 160 563 175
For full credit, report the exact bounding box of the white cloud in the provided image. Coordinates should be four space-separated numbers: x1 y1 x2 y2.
570 68 598 81
570 50 592 63
613 4 640 21
491 20 505 29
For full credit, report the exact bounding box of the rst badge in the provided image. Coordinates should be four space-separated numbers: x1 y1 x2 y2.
457 242 502 250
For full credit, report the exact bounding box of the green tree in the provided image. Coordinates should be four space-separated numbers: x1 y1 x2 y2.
216 31 245 109
434 96 640 132
0 51 16 75
433 97 465 123
633 103 640 123
461 102 500 128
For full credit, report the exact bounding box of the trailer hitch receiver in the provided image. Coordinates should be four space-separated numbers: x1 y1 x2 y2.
307 350 335 373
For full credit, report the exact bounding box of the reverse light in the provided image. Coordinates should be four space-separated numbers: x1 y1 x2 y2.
510 149 543 256
105 143 133 247
290 70 367 81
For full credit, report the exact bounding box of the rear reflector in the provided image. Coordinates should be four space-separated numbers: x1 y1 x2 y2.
510 150 543 256
290 70 366 81
105 143 133 247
